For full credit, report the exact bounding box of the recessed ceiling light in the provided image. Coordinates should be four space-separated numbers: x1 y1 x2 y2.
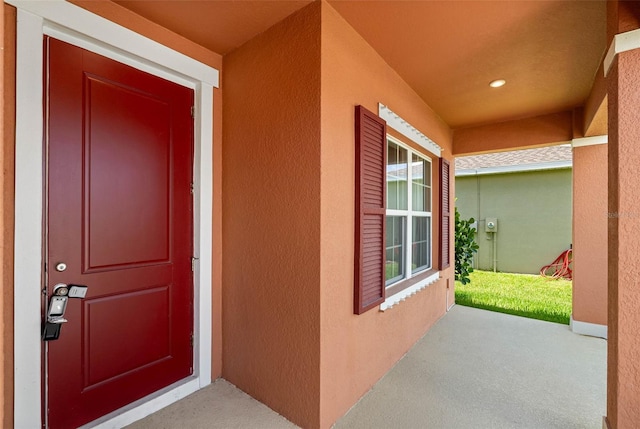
489 79 506 88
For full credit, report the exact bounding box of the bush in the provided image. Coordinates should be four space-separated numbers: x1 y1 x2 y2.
455 207 479 285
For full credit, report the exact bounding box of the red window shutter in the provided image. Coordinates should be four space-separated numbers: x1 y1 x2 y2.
354 105 387 314
439 158 451 270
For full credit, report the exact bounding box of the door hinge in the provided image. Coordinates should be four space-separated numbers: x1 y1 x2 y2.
191 106 195 118
190 333 194 347
190 182 195 194
191 256 199 271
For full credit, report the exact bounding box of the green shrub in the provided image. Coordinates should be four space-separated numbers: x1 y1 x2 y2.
455 207 479 285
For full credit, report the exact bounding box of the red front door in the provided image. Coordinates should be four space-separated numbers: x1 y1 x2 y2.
45 37 194 428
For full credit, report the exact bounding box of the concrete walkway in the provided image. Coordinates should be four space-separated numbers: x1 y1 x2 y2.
128 305 606 429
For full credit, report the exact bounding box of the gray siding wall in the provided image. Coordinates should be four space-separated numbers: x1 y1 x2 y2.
455 168 572 274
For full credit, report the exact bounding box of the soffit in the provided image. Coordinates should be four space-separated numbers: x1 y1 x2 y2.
113 0 607 129
329 0 606 128
114 0 314 55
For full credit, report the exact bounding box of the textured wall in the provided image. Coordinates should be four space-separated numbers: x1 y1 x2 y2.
319 3 454 427
572 145 608 326
453 111 574 156
456 169 572 275
222 4 322 428
607 48 640 429
583 64 608 137
1 5 11 427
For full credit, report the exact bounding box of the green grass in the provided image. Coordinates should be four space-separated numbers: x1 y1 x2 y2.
386 262 400 280
455 270 572 325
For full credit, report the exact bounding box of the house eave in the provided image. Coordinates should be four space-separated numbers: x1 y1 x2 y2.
455 160 572 177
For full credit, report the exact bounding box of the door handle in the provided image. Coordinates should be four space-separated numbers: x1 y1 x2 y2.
42 283 88 341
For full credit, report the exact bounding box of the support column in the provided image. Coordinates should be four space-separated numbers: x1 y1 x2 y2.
605 3 640 426
607 45 640 429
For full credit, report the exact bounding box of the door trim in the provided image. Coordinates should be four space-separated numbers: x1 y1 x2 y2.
9 2 218 427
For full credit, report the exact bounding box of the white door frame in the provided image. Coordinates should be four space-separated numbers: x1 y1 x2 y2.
7 1 218 427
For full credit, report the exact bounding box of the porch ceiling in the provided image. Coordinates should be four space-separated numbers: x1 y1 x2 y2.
113 0 606 129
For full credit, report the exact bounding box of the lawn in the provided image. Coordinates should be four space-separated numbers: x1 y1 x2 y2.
454 270 572 324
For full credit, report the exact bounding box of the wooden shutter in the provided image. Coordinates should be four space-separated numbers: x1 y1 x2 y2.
439 158 451 270
354 105 387 314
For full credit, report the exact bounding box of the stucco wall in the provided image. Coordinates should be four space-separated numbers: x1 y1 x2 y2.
453 112 574 156
222 3 456 427
1 5 11 427
573 144 607 326
319 3 454 428
456 169 572 274
607 47 640 429
222 4 322 428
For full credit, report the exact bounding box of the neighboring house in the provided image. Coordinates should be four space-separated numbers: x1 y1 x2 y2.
455 145 573 275
456 143 608 340
0 1 636 429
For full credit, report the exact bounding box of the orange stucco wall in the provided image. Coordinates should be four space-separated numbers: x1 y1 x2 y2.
319 3 453 427
572 144 607 326
452 111 574 155
1 5 10 427
221 4 322 428
0 5 6 426
583 63 608 137
607 47 640 429
222 2 454 427
608 0 640 45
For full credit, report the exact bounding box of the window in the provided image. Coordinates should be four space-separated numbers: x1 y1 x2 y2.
354 105 446 314
385 137 432 287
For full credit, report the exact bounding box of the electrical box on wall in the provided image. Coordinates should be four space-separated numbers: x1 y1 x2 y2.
485 217 498 232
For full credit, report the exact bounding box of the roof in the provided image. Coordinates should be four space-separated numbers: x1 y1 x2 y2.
455 145 572 176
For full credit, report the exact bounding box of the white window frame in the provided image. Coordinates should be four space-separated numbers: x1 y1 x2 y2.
8 1 218 427
380 135 440 311
385 135 433 283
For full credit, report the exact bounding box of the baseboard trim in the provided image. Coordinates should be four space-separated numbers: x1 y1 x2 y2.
570 315 608 339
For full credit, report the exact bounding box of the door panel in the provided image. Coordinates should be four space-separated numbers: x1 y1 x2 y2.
84 75 171 270
46 37 194 429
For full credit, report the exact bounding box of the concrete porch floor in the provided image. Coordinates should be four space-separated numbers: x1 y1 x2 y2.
127 305 606 429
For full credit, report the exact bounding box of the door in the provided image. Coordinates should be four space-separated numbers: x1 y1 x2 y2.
45 37 194 428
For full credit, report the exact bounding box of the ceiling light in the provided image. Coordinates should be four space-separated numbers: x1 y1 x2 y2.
489 79 506 88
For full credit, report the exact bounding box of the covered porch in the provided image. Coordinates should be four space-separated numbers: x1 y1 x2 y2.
129 306 606 429
1 1 630 428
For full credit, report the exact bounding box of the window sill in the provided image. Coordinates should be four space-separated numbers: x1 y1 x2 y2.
379 270 440 311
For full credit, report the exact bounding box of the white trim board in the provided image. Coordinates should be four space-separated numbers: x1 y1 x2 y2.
455 160 572 177
572 135 608 148
379 103 443 157
11 3 217 428
6 0 219 87
570 315 608 339
380 272 440 311
604 27 640 76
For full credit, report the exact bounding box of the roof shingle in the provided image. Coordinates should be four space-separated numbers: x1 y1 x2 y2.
455 145 572 171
